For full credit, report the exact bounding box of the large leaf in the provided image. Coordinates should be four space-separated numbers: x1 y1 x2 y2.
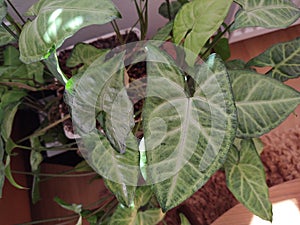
247 37 300 82
229 70 300 137
19 0 120 63
232 0 300 30
0 0 6 21
0 137 4 198
109 186 164 225
143 46 237 211
224 139 272 221
0 26 15 47
173 0 233 64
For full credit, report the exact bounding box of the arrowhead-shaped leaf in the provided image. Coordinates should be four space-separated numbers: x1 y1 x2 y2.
224 139 272 221
143 46 237 211
173 0 233 64
229 70 300 137
19 0 120 63
232 0 300 30
247 37 300 82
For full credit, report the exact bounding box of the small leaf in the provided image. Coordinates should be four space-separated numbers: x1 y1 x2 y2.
54 196 82 214
159 1 182 19
213 38 231 61
0 137 4 198
1 102 20 141
179 213 191 225
0 0 7 21
19 0 121 63
44 52 68 85
144 47 237 211
173 0 233 64
66 43 108 72
4 155 27 190
224 139 272 221
247 37 300 82
0 26 15 46
152 21 173 41
229 70 300 137
232 0 300 30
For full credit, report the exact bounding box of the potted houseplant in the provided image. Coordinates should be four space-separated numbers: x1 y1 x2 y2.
1 0 300 224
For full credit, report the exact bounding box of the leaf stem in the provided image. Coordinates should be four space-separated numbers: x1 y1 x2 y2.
1 21 18 40
17 214 79 225
111 20 124 44
12 170 96 178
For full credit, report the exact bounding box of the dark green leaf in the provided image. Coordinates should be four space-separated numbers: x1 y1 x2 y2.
173 0 233 64
19 0 120 63
3 45 21 66
224 139 272 221
247 37 300 81
229 70 300 137
54 196 82 214
232 0 300 30
159 1 182 19
4 155 27 190
213 38 231 61
152 21 173 41
225 59 247 70
143 46 237 211
0 26 15 46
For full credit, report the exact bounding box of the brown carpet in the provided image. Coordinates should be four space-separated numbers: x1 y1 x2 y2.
160 126 300 225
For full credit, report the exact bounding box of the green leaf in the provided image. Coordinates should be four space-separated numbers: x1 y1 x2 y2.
109 186 164 225
159 1 182 19
0 89 26 108
0 0 6 21
44 52 68 85
152 21 173 41
224 139 272 221
213 38 231 61
19 0 120 64
3 45 21 66
0 26 16 46
179 213 191 225
4 155 27 190
1 102 20 141
247 37 300 82
74 160 94 172
31 173 41 204
225 59 247 70
143 47 237 211
30 150 43 172
234 138 264 155
173 0 233 64
54 196 82 214
232 0 300 30
66 43 108 73
0 137 4 198
229 70 300 137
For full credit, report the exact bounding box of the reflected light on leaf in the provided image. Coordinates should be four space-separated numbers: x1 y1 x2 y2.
63 16 84 31
250 199 300 225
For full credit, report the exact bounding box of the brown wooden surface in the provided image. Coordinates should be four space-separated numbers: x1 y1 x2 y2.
211 178 300 225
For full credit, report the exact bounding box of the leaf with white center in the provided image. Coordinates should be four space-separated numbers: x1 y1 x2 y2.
0 0 6 21
143 46 237 211
247 37 300 82
229 70 300 137
173 0 233 64
224 139 272 221
0 26 15 47
66 43 108 73
232 0 300 30
19 0 120 63
109 186 164 225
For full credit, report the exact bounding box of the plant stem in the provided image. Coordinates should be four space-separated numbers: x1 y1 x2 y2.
165 0 172 21
111 20 124 44
12 170 96 178
17 114 71 144
6 0 26 24
1 21 18 40
17 214 79 225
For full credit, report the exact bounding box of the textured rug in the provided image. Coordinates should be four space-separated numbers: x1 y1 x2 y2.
160 125 300 225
